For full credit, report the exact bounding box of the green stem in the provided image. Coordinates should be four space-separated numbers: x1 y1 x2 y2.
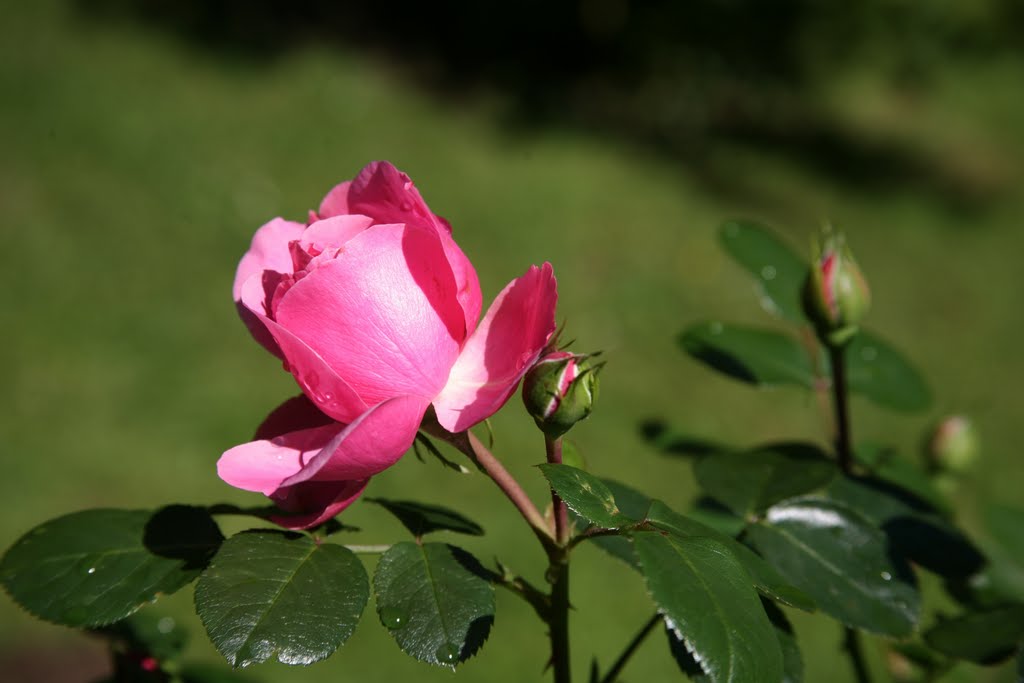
545 435 571 683
828 344 853 474
599 612 661 683
828 342 871 683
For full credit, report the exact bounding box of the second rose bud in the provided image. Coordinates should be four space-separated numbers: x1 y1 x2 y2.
522 351 602 438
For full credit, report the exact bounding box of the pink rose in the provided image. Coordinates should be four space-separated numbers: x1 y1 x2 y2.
218 161 558 528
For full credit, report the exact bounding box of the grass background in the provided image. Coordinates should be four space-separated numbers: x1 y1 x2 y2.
2 1 1023 681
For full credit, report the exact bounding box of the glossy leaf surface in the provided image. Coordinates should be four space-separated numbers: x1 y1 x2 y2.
194 531 367 667
539 464 629 529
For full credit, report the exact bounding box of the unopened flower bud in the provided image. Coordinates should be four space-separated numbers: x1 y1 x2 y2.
803 230 871 347
522 351 601 438
925 415 979 475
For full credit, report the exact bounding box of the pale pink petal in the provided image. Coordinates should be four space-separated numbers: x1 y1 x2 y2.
282 394 429 486
233 218 305 356
317 180 353 218
239 275 369 423
274 223 464 405
269 479 369 530
433 263 558 433
300 214 374 253
217 423 344 496
348 161 482 333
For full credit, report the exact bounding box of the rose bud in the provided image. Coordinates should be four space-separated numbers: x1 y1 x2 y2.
522 351 602 438
925 415 979 475
802 230 871 347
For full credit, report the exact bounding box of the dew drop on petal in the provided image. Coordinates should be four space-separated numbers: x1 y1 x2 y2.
380 606 407 630
435 642 459 665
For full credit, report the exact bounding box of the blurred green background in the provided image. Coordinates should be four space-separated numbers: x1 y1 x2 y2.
2 0 1023 680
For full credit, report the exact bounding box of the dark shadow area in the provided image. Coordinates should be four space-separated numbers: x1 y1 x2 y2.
639 418 729 459
73 0 1020 210
143 505 224 570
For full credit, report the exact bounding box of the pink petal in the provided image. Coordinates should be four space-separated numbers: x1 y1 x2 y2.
269 479 369 530
348 161 482 333
433 263 558 433
239 275 369 423
300 214 374 253
282 394 429 486
217 422 344 496
233 218 306 357
254 394 335 441
317 180 353 218
274 223 464 405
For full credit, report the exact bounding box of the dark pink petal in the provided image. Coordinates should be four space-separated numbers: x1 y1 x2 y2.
433 263 558 433
317 180 353 218
348 161 482 333
233 218 305 357
269 479 369 530
281 394 429 486
254 394 335 441
239 275 369 423
217 422 344 496
274 223 464 405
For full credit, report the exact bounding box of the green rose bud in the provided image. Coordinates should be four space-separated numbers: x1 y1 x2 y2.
803 229 871 347
925 415 979 475
522 351 601 438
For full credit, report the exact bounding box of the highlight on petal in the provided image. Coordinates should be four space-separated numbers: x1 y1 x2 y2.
217 423 344 496
433 263 558 433
239 276 369 423
274 223 464 405
269 478 369 530
233 218 306 356
281 394 429 486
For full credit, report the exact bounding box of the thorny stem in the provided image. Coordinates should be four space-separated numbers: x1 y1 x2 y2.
828 342 871 683
598 612 662 683
545 435 571 683
426 425 555 548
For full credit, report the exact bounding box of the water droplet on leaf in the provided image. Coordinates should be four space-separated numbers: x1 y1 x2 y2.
760 265 777 281
860 346 877 361
380 606 407 629
157 617 175 634
435 642 459 665
86 567 96 575
880 571 892 581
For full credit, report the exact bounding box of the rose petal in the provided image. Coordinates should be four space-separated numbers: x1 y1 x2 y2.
217 422 344 496
317 180 353 219
240 275 369 423
348 161 482 333
281 394 429 486
300 214 374 253
254 394 335 441
433 263 558 433
274 223 464 405
269 479 369 530
233 218 306 357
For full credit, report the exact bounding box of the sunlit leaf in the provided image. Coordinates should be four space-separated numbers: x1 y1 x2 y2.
539 464 629 529
194 531 367 667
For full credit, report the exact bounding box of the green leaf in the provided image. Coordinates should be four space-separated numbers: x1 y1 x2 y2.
827 475 984 579
746 498 920 636
538 464 628 529
680 322 816 388
0 506 223 627
635 533 783 683
367 498 484 538
689 498 748 538
854 443 949 514
764 600 803 683
570 479 649 568
924 605 1024 664
694 443 836 516
194 531 368 667
373 542 494 669
646 500 815 612
843 330 931 412
639 419 731 459
718 219 809 322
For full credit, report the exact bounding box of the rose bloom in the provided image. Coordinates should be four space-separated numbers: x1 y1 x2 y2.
219 161 557 528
